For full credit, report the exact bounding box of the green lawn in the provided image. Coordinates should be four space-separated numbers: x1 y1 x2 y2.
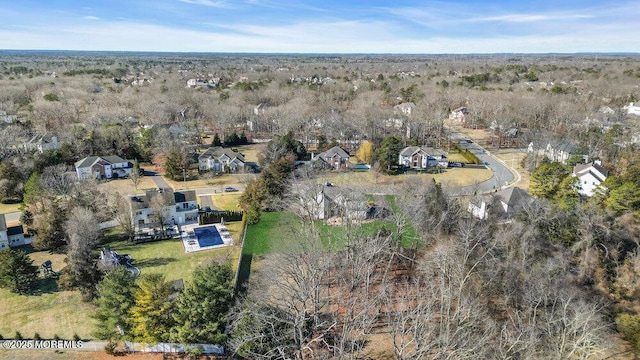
105 236 240 283
243 212 300 255
0 202 21 214
243 208 421 256
0 231 241 341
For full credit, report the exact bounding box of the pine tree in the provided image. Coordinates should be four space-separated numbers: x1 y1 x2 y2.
171 262 234 344
213 133 222 147
93 267 137 340
0 250 39 294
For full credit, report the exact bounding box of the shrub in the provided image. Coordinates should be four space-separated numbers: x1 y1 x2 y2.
73 333 81 341
14 331 23 340
104 341 118 355
33 332 41 340
53 334 61 341
616 313 640 349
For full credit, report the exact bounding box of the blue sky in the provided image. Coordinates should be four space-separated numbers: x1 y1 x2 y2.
0 0 638 53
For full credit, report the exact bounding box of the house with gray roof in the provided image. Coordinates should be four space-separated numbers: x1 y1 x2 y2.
313 146 352 170
198 146 245 172
398 146 448 170
573 161 608 197
23 133 61 153
128 188 198 233
544 140 585 164
74 155 133 180
0 213 28 251
468 187 534 220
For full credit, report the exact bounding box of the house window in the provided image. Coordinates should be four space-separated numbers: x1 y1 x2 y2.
183 203 188 209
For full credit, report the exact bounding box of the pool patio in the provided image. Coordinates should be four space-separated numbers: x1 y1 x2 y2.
181 223 234 253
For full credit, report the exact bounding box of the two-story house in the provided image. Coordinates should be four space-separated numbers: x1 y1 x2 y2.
75 155 133 180
23 133 61 153
128 188 198 232
313 146 352 170
573 161 608 197
398 146 448 170
198 147 245 173
0 213 27 251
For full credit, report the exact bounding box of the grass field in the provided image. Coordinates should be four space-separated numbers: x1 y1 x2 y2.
105 235 241 283
317 167 492 188
97 175 157 196
0 228 242 341
0 202 21 214
243 205 421 256
212 193 242 211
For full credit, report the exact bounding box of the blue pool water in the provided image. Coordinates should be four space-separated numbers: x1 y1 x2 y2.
193 226 224 247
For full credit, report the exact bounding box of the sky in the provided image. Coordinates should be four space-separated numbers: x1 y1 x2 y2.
0 0 638 54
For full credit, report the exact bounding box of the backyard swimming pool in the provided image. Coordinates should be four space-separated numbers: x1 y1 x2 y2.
193 226 224 247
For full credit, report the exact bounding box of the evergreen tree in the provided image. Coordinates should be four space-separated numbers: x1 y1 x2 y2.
0 250 39 294
93 267 137 340
32 201 67 251
373 135 403 174
239 131 249 145
213 133 222 147
171 262 234 344
129 274 174 343
529 162 570 199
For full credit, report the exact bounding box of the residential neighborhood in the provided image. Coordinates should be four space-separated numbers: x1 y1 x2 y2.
2 51 640 359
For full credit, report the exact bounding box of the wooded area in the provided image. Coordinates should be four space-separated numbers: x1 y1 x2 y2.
1 51 640 358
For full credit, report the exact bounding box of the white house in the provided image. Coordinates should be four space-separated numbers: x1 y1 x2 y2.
75 155 133 180
449 107 469 122
198 147 245 172
394 102 416 116
572 161 608 197
468 187 533 220
624 102 640 116
129 188 199 232
0 214 28 251
541 140 585 164
24 133 61 153
303 185 368 221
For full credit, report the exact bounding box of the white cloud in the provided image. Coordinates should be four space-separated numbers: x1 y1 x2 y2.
83 16 100 20
178 0 229 8
469 13 593 23
0 14 637 54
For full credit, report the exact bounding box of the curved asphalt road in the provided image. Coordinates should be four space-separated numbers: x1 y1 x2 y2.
447 128 516 195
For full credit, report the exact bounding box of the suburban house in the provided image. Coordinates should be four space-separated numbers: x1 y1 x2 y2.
186 78 217 88
0 213 28 251
75 155 133 180
398 146 448 170
23 133 61 153
394 102 416 116
624 102 640 116
468 187 534 220
572 161 608 197
198 147 245 172
449 107 469 122
312 146 352 170
544 140 585 163
128 188 198 232
302 185 368 221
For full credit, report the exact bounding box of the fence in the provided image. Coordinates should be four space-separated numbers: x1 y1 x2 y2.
199 210 244 225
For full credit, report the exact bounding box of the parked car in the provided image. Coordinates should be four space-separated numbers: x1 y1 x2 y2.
223 186 238 192
449 162 464 168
